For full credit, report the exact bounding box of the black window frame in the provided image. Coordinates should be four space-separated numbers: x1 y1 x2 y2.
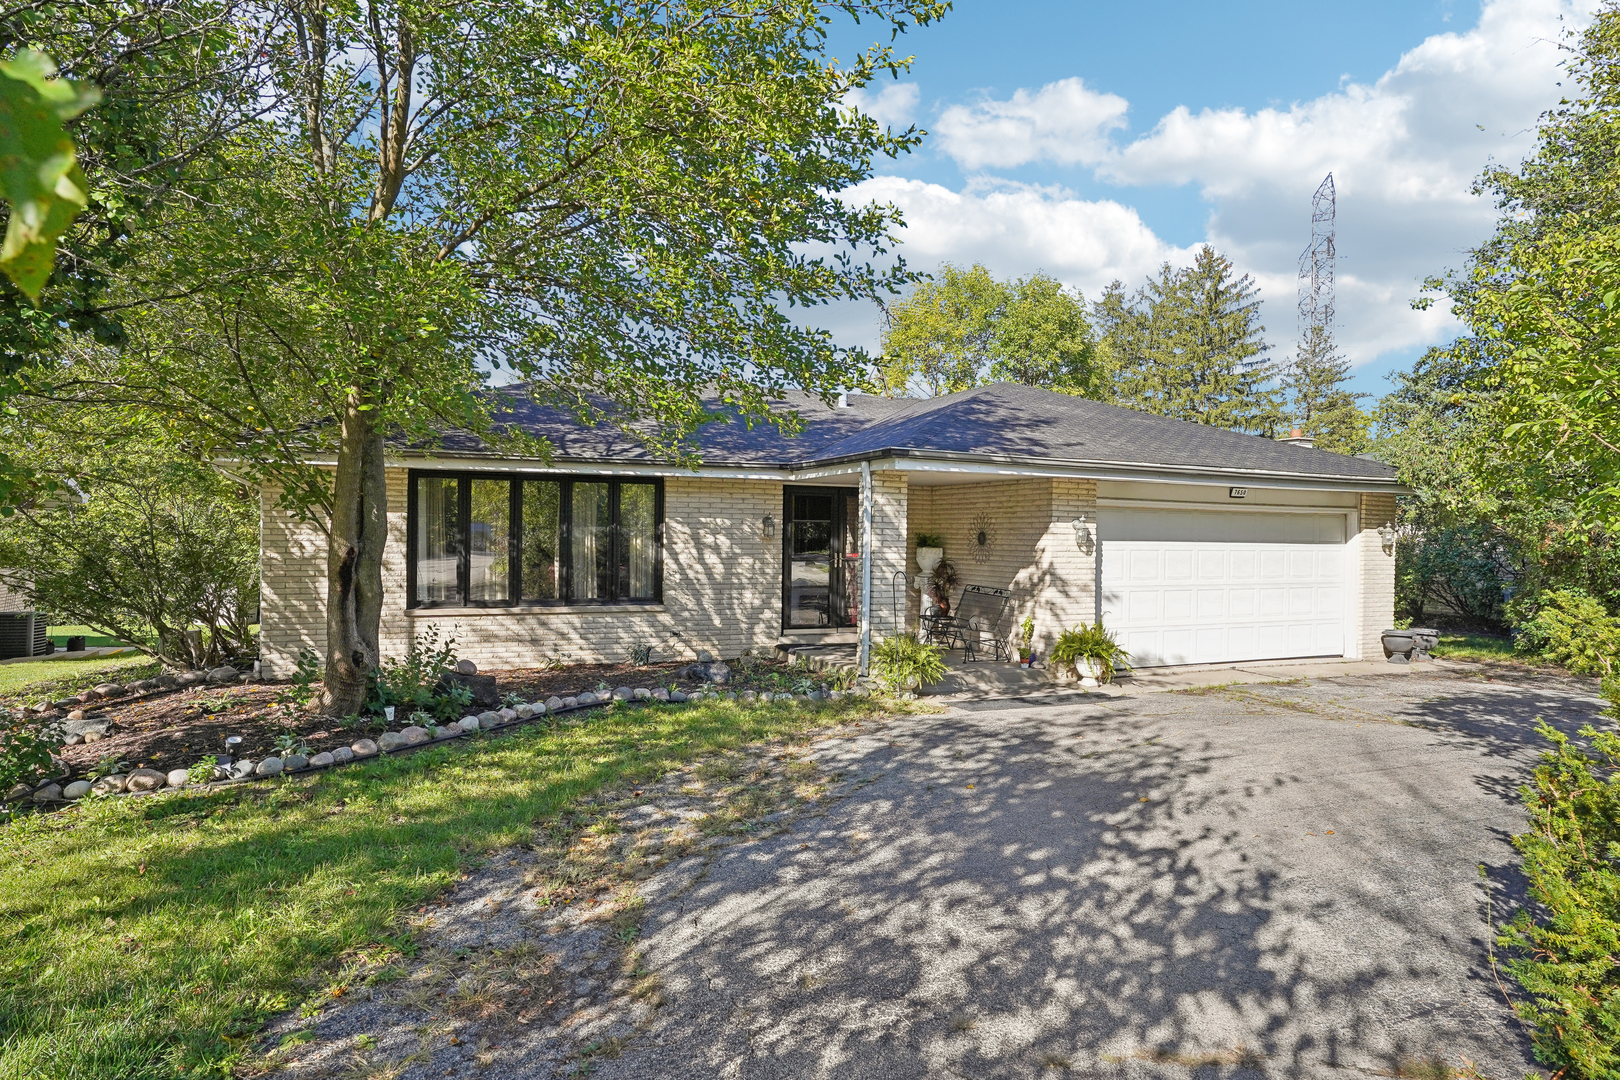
406 470 664 610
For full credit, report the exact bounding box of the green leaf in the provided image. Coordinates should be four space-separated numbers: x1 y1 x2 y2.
0 50 100 301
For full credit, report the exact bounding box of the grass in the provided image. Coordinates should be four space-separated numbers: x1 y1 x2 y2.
0 654 159 702
1430 632 1519 664
0 694 904 1079
45 625 131 650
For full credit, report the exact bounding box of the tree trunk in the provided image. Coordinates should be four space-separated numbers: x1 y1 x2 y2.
318 392 387 715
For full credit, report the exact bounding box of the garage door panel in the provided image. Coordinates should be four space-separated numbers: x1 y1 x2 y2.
1098 509 1348 667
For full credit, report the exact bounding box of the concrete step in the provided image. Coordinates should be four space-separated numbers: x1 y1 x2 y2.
924 663 1101 697
776 643 860 672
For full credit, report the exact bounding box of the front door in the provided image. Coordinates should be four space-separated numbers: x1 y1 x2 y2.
783 486 860 629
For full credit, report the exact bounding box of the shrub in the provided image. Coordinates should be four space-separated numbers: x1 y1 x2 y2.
1498 722 1620 1079
1511 589 1620 675
0 713 58 792
368 627 467 720
1050 622 1130 683
871 632 947 693
1395 526 1514 628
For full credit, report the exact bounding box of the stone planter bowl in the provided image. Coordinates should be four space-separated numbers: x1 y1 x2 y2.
1409 628 1440 662
915 546 944 575
1381 629 1416 664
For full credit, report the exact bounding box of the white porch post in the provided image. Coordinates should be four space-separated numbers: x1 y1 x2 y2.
859 458 873 677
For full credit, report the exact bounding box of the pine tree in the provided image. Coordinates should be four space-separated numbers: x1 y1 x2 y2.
1094 246 1284 434
1286 324 1370 454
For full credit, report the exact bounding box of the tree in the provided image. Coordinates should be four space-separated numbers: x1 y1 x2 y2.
1284 324 1369 454
1095 245 1283 435
35 0 946 714
0 409 259 669
875 262 1099 396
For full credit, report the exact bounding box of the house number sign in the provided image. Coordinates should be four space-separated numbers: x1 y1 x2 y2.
1229 487 1248 499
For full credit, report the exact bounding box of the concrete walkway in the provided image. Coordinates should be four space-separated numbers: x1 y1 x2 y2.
593 666 1598 1079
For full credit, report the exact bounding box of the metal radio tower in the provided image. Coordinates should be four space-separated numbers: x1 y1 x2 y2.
1297 173 1335 340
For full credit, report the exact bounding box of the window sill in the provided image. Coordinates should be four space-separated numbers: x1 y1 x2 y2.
406 605 666 617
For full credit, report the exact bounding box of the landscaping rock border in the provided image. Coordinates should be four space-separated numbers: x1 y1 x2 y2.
5 681 870 809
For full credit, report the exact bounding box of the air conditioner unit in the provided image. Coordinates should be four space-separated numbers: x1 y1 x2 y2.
0 613 49 660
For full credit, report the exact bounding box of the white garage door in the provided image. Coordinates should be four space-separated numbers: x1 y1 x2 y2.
1099 509 1348 668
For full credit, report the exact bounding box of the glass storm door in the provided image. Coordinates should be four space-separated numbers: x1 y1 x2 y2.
784 487 858 629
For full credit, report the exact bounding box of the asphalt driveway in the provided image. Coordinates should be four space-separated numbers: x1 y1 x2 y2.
594 667 1602 1079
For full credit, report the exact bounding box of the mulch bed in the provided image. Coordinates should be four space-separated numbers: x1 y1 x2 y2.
48 658 830 778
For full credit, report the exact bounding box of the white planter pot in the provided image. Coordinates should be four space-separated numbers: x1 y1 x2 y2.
1077 656 1104 688
915 547 944 575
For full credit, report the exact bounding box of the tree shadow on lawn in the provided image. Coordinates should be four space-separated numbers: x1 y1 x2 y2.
597 700 1541 1080
0 700 897 1078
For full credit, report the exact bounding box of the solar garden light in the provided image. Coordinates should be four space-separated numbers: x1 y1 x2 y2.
223 734 242 762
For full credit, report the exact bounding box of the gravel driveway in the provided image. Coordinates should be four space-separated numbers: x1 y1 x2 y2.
591 667 1601 1079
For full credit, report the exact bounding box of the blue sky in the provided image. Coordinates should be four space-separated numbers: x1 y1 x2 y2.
822 0 1585 402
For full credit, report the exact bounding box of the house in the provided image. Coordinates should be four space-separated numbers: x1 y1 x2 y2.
258 382 1404 679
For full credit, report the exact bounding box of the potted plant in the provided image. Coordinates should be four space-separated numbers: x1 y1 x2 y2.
1050 622 1130 687
871 631 948 696
915 532 945 577
1017 615 1035 667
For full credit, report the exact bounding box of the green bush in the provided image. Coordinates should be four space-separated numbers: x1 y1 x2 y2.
367 627 470 721
1395 526 1513 627
0 712 58 792
1511 589 1620 675
871 632 947 693
1499 722 1620 1079
1050 622 1130 683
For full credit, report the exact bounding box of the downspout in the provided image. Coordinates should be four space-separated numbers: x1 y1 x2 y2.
859 459 873 678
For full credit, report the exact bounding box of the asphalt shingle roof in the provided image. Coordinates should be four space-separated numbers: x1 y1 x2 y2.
430 381 1396 483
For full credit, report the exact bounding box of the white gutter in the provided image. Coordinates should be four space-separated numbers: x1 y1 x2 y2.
859 459 872 679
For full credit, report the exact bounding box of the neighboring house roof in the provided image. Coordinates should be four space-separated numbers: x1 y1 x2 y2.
410 381 1401 489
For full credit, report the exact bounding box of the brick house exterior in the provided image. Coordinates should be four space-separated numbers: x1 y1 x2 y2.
259 384 1406 678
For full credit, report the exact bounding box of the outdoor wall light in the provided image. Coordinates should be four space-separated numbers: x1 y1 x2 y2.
762 513 775 540
1377 521 1397 555
1071 515 1094 554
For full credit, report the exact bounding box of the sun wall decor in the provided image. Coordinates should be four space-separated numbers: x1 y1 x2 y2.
967 512 997 564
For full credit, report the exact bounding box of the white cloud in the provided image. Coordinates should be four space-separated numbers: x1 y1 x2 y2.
933 77 1129 169
877 0 1583 371
844 81 921 129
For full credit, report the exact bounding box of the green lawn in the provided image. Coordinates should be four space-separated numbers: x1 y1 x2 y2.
0 654 160 703
1430 631 1519 664
45 625 131 650
0 696 903 1079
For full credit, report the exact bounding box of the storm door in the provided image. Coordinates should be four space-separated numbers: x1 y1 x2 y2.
783 487 860 629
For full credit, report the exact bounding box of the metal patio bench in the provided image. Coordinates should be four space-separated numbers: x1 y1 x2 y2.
921 584 1013 663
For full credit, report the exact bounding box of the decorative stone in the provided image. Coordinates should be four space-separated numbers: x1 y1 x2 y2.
497 707 517 722
6 783 32 801
574 692 595 706
400 725 431 745
63 733 84 746
433 725 456 740
92 774 128 794
697 650 713 663
309 752 335 768
515 704 536 719
779 693 796 702
206 666 239 684
613 687 632 701
83 731 104 744
63 780 92 799
633 688 651 700
377 731 407 752
124 768 166 793
66 708 85 722
166 769 191 788
350 739 379 757
32 783 62 802
230 759 255 779
460 715 480 728
255 757 284 777
477 711 499 726
829 690 844 700
283 753 309 771
561 697 578 710
668 690 687 703
807 690 824 701
178 671 207 686
706 662 731 685
211 765 231 782
455 659 478 675
546 696 565 712
739 690 756 702
331 747 355 764
652 688 669 702
452 717 475 733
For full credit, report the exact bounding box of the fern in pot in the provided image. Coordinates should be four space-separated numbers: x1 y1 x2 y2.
1050 622 1130 686
872 632 947 695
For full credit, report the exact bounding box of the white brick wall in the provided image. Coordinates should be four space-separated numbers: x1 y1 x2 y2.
1354 492 1398 660
905 477 1098 654
262 471 787 678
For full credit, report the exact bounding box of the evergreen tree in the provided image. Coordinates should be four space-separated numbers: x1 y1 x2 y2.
1285 324 1370 454
1094 246 1283 434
